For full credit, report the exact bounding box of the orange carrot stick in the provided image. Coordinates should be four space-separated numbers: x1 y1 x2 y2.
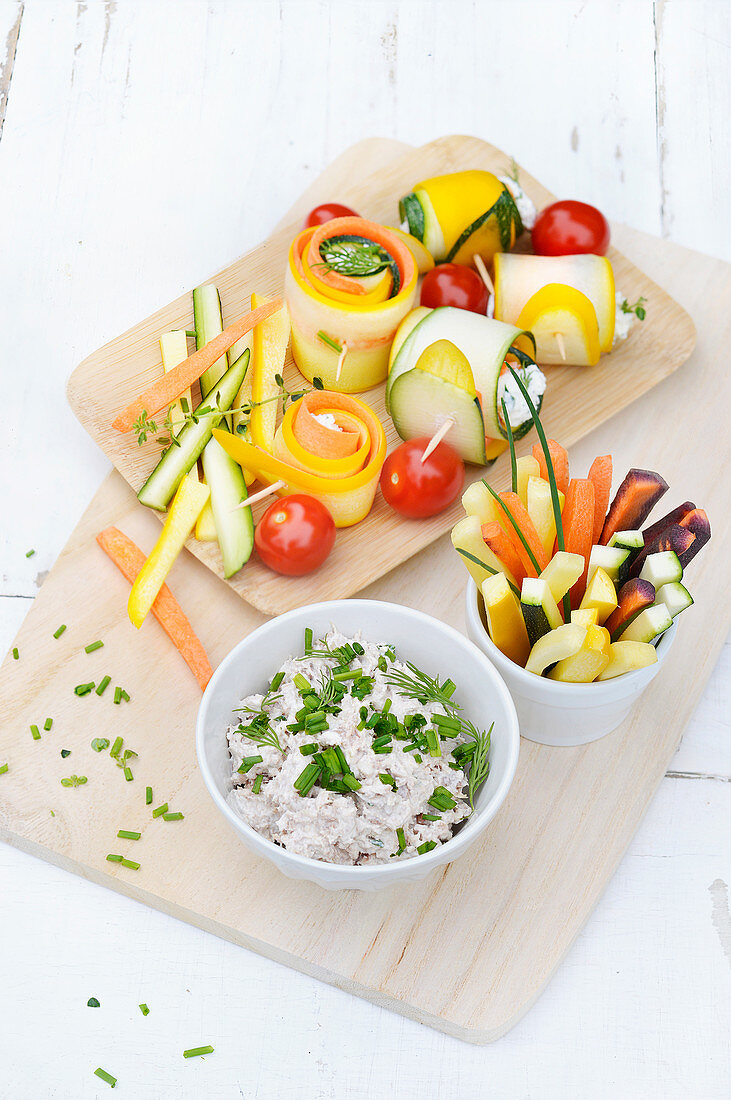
561 478 596 607
112 300 283 433
481 521 527 585
96 526 214 690
532 439 569 496
587 454 613 545
498 491 549 575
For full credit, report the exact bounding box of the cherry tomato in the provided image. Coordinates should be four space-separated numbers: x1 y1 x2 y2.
531 200 610 256
380 438 465 519
255 495 336 576
304 202 360 228
420 263 488 315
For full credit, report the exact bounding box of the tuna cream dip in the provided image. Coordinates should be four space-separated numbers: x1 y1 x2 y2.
226 629 491 865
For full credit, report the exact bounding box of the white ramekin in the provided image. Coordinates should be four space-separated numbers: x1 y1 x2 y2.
196 599 519 891
465 580 676 747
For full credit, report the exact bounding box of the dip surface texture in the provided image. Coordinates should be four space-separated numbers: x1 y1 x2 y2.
227 630 475 864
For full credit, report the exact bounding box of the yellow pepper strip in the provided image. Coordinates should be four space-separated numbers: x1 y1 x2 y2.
128 475 210 628
159 331 194 442
249 292 291 452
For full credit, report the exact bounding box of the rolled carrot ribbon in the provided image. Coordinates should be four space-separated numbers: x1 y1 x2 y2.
284 217 418 393
211 391 387 527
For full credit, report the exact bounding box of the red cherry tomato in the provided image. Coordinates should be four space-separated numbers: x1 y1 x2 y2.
254 495 336 576
304 202 360 228
531 200 610 256
420 263 488 315
380 438 465 519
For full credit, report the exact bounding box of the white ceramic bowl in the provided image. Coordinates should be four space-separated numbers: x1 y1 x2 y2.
196 599 520 891
465 580 676 747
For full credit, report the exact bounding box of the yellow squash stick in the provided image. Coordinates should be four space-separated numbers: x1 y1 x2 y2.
159 330 194 438
249 292 291 452
128 475 210 628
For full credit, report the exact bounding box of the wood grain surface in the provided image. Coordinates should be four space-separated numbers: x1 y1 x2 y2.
2 137 728 1044
66 135 696 615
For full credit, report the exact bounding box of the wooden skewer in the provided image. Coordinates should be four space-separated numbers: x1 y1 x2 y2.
421 418 455 463
554 331 567 361
335 341 348 384
473 253 495 297
230 479 286 511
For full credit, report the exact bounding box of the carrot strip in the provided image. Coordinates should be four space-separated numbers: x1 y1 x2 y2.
112 300 283 433
561 478 596 607
498 491 549 575
587 455 612 545
481 522 527 586
532 439 569 495
96 526 214 690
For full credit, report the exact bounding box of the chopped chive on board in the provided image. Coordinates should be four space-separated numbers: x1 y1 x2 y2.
139 1003 150 1016
12 647 19 660
0 764 8 775
152 803 168 818
93 1067 117 1088
87 996 100 1008
84 640 104 653
95 675 111 696
117 830 140 840
43 717 53 731
183 1045 214 1059
53 624 66 639
121 858 140 870
145 786 153 805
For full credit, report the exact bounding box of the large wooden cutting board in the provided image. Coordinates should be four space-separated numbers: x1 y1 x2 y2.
66 135 696 616
2 140 729 1044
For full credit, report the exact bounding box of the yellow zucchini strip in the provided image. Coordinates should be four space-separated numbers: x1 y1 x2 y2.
128 476 210 628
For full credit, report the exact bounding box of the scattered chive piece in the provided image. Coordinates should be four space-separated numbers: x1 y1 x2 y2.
332 668 361 682
294 762 320 797
121 858 140 870
145 786 153 805
91 737 110 752
342 774 362 792
152 802 168 818
139 1003 150 1016
95 675 111 696
379 773 396 788
74 682 95 696
434 712 461 730
44 717 53 731
316 330 343 353
237 755 263 774
30 724 41 741
110 736 123 758
417 840 437 855
270 671 285 692
421 813 441 821
163 811 184 821
53 624 67 639
425 730 441 757
304 627 313 652
252 775 263 794
396 827 406 855
299 742 319 756
84 640 104 653
61 749 71 758
12 647 19 660
183 1046 214 1059
94 1067 117 1088
25 548 35 558
293 673 310 692
87 997 100 1008
106 854 123 863
120 689 130 702
113 687 122 705
117 830 140 840
0 763 8 775
124 767 134 782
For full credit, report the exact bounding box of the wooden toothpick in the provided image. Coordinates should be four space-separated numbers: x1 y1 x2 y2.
335 341 348 384
554 331 567 361
230 480 286 511
473 253 495 297
421 418 455 463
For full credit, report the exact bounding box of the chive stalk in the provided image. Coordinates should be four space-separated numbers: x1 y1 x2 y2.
145 786 153 805
483 481 541 575
252 774 263 794
95 675 111 696
74 682 95 696
139 1003 150 1016
106 854 123 863
152 802 168 818
501 397 517 494
121 858 140 870
44 717 53 731
316 330 342 353
163 811 184 821
110 737 123 758
12 647 19 660
454 547 521 598
0 763 8 775
30 724 41 740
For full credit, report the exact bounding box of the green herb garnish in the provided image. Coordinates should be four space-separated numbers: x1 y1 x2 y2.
620 295 647 320
87 997 100 1008
501 397 517 493
74 682 95 696
139 1003 150 1016
163 811 184 821
183 1045 214 1059
316 331 343 353
30 724 40 740
44 717 53 731
61 749 71 758
385 663 459 710
53 624 67 639
152 803 168 818
117 830 140 840
84 640 104 653
12 647 19 660
93 1067 117 1088
95 675 111 696
91 738 110 752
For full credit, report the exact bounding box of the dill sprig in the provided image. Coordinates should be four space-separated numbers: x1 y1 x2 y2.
316 239 390 278
385 663 460 711
464 719 492 808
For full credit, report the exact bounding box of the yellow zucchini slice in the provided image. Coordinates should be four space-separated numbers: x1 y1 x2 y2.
539 551 584 605
249 291 291 452
451 516 518 590
481 572 531 666
517 455 540 507
596 640 658 680
525 623 586 676
128 475 210 628
548 624 610 683
579 566 618 624
571 608 599 627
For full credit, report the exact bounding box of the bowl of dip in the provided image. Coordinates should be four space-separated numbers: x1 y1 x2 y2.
196 599 520 891
464 579 676 747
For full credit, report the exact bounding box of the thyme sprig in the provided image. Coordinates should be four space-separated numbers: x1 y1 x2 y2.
620 295 647 321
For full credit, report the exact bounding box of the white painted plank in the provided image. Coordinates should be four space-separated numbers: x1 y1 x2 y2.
0 774 727 1098
655 0 731 260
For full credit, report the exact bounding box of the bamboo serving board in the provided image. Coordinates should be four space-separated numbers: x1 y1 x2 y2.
66 135 696 616
2 140 729 1043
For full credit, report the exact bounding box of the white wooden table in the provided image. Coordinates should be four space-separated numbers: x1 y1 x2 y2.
1 2 729 1096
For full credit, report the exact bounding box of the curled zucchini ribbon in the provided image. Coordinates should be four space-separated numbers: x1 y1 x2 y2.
212 391 386 527
285 217 418 393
